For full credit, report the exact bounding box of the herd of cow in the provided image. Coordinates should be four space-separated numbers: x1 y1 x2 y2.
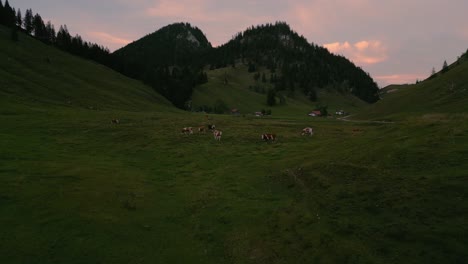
111 118 314 141
181 124 314 142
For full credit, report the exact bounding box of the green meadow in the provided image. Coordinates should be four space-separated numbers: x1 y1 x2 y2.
192 64 367 116
1 27 468 263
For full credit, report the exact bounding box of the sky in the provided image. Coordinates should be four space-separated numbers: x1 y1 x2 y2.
9 0 468 87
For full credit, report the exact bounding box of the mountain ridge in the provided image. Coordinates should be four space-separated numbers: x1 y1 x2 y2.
111 22 380 109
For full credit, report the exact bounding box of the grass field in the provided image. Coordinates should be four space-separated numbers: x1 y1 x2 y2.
192 64 367 117
355 58 468 121
1 27 468 263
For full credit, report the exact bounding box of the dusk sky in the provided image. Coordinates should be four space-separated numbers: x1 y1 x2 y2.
10 0 468 87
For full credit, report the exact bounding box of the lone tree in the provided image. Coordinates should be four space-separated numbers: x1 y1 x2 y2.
429 67 436 79
16 8 21 28
442 60 449 73
308 88 317 102
266 88 276 106
2 0 16 27
23 8 33 34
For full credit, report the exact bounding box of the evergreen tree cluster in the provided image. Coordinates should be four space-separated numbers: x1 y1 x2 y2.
0 0 111 65
207 22 380 103
110 23 211 109
0 0 16 28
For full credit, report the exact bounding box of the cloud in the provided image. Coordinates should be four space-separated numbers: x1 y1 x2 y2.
143 0 275 46
354 40 370 51
374 73 427 87
146 0 189 18
324 40 388 65
87 32 132 50
324 42 351 53
285 0 377 37
145 0 214 22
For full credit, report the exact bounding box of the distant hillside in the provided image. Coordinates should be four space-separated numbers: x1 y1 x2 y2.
111 23 211 109
355 54 468 120
208 22 380 104
0 25 173 112
379 84 411 98
191 64 367 116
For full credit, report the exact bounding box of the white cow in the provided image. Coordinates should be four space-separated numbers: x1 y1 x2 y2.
301 127 314 136
181 127 193 135
213 130 222 141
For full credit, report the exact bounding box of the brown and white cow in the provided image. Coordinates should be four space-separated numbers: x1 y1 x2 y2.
213 130 222 141
301 127 314 136
261 133 276 142
198 126 206 133
111 119 120 124
181 127 193 135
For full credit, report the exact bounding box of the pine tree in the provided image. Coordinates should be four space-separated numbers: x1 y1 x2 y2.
32 13 45 40
247 61 256 72
3 0 15 27
23 9 33 34
430 67 436 77
0 1 4 25
45 21 55 43
308 88 317 101
442 60 449 73
266 88 276 106
16 8 21 28
56 25 71 50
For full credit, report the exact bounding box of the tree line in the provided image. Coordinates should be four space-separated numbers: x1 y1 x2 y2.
0 0 111 65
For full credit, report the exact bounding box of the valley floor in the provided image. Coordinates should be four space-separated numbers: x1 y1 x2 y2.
1 105 467 264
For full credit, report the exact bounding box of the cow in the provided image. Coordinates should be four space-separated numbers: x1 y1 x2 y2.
111 119 120 124
261 133 276 142
301 127 314 136
207 124 216 131
198 126 206 133
213 130 222 141
181 127 193 135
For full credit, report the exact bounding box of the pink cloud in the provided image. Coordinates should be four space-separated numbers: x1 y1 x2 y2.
144 0 274 46
324 42 351 53
459 26 468 40
374 73 427 87
324 40 388 65
87 32 132 50
146 0 214 22
146 1 189 18
354 40 370 51
286 0 378 37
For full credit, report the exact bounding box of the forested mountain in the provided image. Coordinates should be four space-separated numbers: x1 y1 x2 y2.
111 23 211 108
208 22 380 103
113 22 379 109
2 0 380 110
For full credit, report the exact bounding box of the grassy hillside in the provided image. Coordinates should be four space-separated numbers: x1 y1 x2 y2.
0 26 173 113
1 26 467 264
192 64 367 116
355 59 468 120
